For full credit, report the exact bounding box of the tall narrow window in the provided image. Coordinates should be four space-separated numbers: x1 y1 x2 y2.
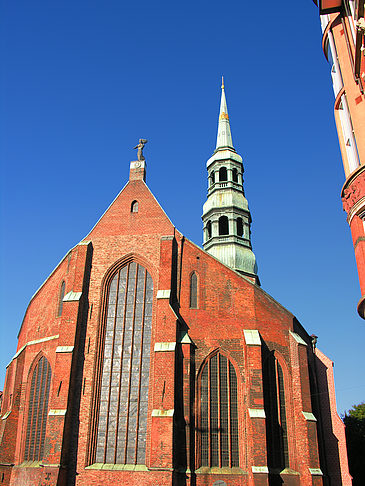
236 218 243 237
131 200 139 213
199 352 239 468
207 221 212 239
263 354 289 470
58 281 65 317
95 262 153 465
67 253 72 273
219 167 227 181
210 172 215 186
190 272 198 309
277 362 289 467
24 356 52 461
218 216 229 235
232 168 238 183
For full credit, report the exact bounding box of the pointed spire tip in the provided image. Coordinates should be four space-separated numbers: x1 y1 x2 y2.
216 76 234 150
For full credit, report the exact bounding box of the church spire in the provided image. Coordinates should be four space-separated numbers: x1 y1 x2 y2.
202 79 259 284
216 76 234 150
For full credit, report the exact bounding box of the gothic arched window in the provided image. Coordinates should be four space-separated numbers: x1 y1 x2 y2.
263 354 289 470
199 352 239 468
190 272 198 309
95 262 153 465
24 356 52 461
57 281 65 317
131 200 139 213
276 362 289 466
218 216 229 235
219 167 227 181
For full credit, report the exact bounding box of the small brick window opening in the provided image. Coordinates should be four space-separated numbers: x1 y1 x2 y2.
190 272 198 308
131 200 139 213
58 281 65 317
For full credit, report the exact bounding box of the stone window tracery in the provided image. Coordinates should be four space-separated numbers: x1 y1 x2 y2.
95 261 153 465
24 356 52 462
199 351 239 468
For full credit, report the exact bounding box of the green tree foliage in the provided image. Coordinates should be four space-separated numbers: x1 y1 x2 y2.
343 402 365 485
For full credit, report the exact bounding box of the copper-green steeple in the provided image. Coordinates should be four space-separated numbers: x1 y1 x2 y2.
216 76 234 150
202 78 258 284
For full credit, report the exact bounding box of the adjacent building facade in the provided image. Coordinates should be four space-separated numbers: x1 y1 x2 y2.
0 85 352 485
312 1 365 318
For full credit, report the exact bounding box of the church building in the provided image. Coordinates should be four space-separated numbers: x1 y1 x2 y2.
0 82 351 485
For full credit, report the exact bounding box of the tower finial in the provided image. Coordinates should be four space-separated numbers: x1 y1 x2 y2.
216 77 234 150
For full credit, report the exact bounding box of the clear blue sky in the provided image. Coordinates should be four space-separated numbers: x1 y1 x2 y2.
1 1 364 414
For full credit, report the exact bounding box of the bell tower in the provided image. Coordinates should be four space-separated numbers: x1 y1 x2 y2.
202 78 258 283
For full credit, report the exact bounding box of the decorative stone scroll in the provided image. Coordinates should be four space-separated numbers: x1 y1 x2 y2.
342 171 365 213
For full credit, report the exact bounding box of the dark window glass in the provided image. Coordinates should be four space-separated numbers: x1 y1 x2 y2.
131 200 139 213
277 363 289 468
324 37 334 66
24 357 52 461
236 218 243 237
190 272 198 308
58 281 65 317
207 221 212 239
219 167 227 181
263 354 289 470
95 262 153 464
232 168 238 183
218 216 229 236
199 352 239 468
